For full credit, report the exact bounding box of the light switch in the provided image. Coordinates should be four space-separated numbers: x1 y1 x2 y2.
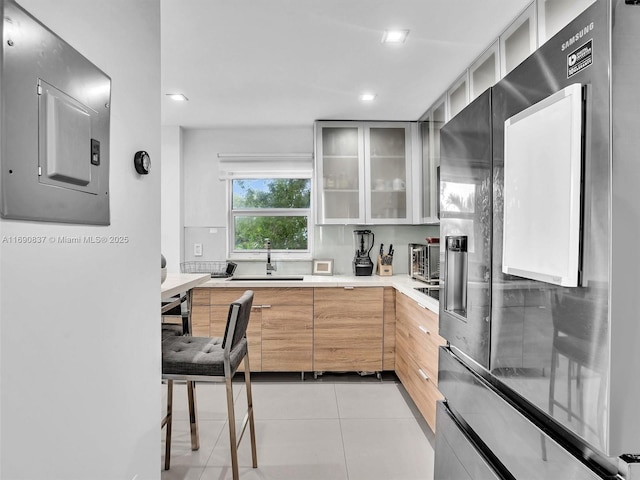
194 243 203 256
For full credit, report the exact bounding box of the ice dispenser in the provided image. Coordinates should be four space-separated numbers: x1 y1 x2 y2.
444 236 467 319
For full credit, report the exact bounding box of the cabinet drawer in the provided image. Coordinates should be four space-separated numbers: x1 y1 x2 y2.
396 292 439 336
261 288 313 306
396 313 445 384
210 287 312 306
396 348 443 432
210 288 261 306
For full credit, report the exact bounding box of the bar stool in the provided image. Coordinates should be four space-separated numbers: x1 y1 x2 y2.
161 290 258 479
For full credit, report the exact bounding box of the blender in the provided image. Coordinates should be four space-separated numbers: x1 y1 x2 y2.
352 229 375 276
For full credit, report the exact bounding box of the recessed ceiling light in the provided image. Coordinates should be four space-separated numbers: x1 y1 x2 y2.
381 30 409 44
166 93 189 101
360 93 377 102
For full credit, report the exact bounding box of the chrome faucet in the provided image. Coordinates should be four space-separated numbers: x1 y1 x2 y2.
265 238 277 275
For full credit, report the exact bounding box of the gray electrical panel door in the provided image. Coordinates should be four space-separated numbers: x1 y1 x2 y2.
1 0 111 225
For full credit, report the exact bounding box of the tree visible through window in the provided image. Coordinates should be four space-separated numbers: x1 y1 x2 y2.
231 178 311 252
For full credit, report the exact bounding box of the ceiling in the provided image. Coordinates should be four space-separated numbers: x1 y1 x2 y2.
161 1 531 129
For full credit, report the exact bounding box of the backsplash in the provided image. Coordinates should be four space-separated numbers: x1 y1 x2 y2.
181 224 439 276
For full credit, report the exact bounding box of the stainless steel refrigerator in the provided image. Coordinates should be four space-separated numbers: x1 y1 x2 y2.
435 1 640 478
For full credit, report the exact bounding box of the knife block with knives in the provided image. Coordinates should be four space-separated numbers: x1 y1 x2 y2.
377 243 394 276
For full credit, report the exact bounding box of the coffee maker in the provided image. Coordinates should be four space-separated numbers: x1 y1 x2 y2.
352 229 375 276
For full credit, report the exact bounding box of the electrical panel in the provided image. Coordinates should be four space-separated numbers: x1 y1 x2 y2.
1 0 111 224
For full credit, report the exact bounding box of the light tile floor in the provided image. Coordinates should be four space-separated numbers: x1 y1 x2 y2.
161 372 435 480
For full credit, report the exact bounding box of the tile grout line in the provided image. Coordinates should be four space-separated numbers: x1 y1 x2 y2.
334 383 352 480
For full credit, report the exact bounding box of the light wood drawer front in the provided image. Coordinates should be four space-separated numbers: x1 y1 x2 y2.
210 288 260 306
396 348 443 432
260 288 313 306
262 305 313 371
396 292 439 336
313 286 382 306
397 315 445 384
210 287 312 306
192 288 211 306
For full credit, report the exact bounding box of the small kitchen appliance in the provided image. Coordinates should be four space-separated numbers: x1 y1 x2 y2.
352 229 374 276
408 242 440 284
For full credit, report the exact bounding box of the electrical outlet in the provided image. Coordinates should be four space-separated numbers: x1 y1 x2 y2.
194 243 203 256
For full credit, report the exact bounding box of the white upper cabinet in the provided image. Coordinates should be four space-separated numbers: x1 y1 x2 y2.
500 4 537 77
537 0 597 45
447 72 470 120
315 121 414 225
470 41 500 101
315 123 365 224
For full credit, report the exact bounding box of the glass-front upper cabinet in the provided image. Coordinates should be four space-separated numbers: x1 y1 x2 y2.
470 41 500 101
537 0 596 45
315 123 365 224
447 72 469 120
365 123 413 224
315 121 413 225
500 3 537 77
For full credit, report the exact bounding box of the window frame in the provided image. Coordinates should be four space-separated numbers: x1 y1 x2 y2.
227 173 314 261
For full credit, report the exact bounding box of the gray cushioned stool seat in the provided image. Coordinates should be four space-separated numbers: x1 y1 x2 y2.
161 323 184 340
162 336 247 377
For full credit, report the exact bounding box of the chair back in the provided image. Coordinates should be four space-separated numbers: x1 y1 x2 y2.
222 290 254 353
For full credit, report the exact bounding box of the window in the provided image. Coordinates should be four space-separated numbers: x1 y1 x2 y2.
230 177 312 258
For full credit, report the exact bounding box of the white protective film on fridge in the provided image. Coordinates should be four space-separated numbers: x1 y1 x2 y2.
502 83 583 287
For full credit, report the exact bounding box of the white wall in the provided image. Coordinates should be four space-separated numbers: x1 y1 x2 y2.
161 126 183 273
0 1 161 479
176 126 313 265
183 126 314 227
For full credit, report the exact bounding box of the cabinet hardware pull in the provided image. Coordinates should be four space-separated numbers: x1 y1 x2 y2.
343 286 355 290
262 304 272 308
418 325 430 335
418 369 429 381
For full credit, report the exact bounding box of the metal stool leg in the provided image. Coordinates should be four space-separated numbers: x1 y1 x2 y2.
244 355 258 468
187 381 200 450
164 380 174 471
225 375 240 480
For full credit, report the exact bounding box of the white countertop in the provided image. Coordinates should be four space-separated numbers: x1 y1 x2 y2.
161 273 211 300
199 274 439 313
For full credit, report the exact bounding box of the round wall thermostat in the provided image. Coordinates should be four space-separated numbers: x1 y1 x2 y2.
134 151 151 174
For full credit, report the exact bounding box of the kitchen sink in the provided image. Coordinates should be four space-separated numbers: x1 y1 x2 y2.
228 275 304 281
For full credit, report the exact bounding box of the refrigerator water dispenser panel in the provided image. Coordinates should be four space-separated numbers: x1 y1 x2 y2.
444 236 468 319
1 0 111 225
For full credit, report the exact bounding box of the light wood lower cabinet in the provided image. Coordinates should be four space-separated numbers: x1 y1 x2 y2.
261 289 314 371
314 287 384 372
395 291 445 431
191 285 397 375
